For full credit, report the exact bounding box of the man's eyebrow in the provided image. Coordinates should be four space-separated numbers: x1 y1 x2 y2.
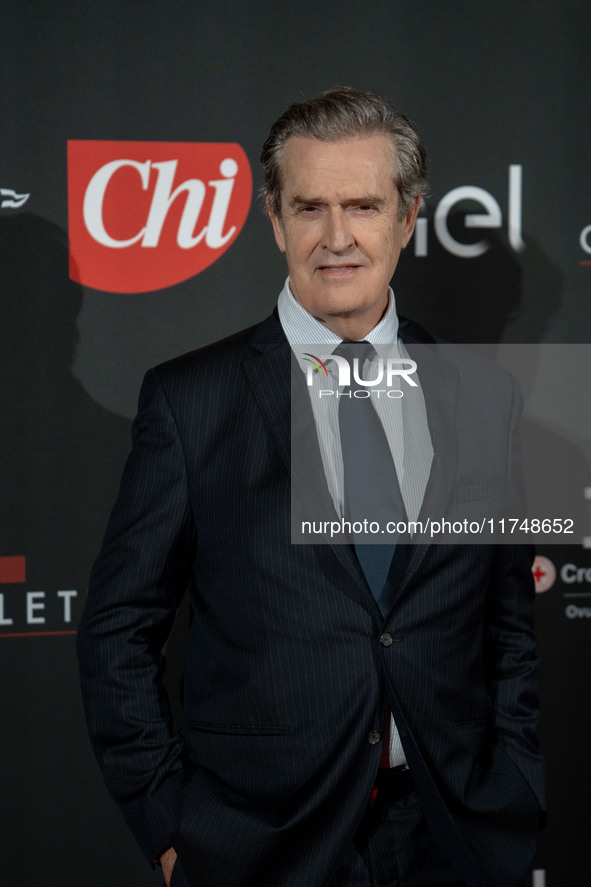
289 196 325 207
288 195 386 208
345 195 386 207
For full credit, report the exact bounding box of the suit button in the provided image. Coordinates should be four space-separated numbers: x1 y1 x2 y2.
367 730 383 745
380 633 393 647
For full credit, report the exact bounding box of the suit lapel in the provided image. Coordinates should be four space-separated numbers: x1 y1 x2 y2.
242 313 368 595
393 331 461 601
411 344 459 525
242 313 292 475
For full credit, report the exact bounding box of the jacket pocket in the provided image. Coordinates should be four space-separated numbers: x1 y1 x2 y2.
452 476 502 502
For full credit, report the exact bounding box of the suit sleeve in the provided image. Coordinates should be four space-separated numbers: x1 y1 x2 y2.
77 368 195 861
483 377 546 812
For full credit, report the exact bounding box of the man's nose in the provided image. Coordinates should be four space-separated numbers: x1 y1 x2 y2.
321 209 355 252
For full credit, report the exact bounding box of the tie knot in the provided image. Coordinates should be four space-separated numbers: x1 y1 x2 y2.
333 340 376 369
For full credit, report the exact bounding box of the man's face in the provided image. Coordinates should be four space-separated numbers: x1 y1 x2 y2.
268 134 419 338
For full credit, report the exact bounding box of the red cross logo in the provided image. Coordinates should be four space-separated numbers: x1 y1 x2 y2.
532 557 556 593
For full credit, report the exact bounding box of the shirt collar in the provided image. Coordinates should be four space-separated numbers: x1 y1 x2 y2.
277 277 400 374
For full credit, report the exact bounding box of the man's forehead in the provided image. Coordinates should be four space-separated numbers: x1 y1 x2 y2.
279 134 397 193
281 133 395 161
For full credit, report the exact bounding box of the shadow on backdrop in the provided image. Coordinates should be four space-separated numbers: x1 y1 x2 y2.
0 214 165 886
395 212 561 344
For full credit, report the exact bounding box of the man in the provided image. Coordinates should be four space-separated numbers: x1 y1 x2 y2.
78 87 545 887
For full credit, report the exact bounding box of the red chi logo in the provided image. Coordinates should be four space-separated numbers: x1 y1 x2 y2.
68 141 252 293
532 556 556 593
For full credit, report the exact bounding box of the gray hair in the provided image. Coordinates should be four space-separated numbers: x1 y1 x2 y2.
261 86 429 221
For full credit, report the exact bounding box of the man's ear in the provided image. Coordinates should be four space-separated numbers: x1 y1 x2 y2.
401 195 421 249
267 197 286 253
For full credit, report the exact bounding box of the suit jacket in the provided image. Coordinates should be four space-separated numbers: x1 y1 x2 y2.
77 312 545 887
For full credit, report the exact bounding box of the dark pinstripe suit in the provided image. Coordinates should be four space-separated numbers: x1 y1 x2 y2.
77 312 544 887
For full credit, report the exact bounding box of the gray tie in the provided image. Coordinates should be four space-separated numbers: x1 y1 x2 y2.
335 341 406 608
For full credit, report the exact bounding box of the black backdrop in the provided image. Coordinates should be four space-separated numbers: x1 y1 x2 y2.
1 2 590 885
